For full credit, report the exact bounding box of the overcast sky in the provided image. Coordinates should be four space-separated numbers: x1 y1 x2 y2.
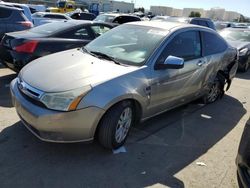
123 0 250 17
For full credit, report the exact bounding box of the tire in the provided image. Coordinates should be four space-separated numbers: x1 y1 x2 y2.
239 56 250 72
98 101 134 149
202 79 223 104
241 62 249 72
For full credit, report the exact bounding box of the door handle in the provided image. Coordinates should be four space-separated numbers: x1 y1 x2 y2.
197 60 205 66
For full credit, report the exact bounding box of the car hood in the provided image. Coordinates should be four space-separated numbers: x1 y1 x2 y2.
20 49 138 92
227 40 249 50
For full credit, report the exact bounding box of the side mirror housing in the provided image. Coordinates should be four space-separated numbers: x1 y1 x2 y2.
155 55 184 70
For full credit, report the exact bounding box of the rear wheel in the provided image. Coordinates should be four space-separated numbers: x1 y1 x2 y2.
242 61 249 72
202 80 223 104
239 56 250 72
98 101 134 149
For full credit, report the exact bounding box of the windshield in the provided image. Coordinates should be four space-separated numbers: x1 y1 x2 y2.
94 14 116 22
220 30 250 42
85 24 168 66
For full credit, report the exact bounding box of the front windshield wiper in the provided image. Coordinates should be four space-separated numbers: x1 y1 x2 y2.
82 48 120 65
82 47 92 55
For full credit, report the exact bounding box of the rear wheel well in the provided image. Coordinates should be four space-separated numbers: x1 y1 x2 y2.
94 99 142 139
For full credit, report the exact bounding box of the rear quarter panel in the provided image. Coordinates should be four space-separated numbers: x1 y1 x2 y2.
202 46 237 90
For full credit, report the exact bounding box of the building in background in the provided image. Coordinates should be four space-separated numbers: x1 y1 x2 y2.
205 7 225 20
99 0 134 13
172 8 182 17
223 11 240 21
150 6 173 16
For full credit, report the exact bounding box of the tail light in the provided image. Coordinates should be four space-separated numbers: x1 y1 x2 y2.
14 40 38 53
20 21 33 28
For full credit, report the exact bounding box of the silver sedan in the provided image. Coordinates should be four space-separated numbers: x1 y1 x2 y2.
10 21 238 149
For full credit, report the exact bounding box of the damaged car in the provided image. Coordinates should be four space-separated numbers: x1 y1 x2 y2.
10 21 238 149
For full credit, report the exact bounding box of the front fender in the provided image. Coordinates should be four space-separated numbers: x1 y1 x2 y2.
77 69 150 114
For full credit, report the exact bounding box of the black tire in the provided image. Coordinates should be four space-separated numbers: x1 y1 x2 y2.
202 79 223 104
237 171 244 188
98 100 134 149
241 62 249 72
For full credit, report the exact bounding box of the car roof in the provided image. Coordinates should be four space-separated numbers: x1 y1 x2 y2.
0 4 22 11
126 21 207 31
36 12 67 16
56 20 114 26
2 2 29 8
100 13 139 18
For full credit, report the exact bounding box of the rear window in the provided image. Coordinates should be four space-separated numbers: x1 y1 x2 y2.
79 13 96 20
0 7 12 18
113 16 140 24
202 31 227 56
29 22 72 35
94 14 116 22
44 14 67 19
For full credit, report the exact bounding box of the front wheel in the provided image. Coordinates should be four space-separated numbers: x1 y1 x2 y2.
98 101 134 149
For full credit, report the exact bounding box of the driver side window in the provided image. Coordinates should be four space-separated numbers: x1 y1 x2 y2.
157 31 201 64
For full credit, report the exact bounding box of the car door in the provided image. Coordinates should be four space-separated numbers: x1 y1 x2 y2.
148 30 207 115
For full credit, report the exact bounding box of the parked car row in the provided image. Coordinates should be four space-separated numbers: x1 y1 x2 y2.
32 12 72 26
0 5 33 40
0 20 114 71
151 16 216 30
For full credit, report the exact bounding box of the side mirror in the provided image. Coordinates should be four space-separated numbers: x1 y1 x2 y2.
155 55 184 70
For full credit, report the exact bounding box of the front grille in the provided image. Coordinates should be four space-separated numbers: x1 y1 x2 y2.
19 88 46 108
17 78 46 108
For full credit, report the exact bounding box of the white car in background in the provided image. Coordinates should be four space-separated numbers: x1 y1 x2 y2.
32 12 72 26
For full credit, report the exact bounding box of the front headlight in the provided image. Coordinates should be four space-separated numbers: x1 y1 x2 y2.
40 85 92 111
239 48 248 56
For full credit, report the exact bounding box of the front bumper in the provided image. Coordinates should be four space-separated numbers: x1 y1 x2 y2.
10 78 105 143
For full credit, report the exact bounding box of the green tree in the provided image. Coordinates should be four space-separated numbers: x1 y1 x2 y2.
189 11 201 18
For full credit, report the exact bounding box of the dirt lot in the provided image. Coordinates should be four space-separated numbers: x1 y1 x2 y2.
0 63 249 188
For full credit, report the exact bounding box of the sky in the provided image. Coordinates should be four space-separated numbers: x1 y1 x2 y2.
123 0 250 17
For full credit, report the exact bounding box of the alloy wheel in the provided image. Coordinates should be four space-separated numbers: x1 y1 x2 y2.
115 107 132 143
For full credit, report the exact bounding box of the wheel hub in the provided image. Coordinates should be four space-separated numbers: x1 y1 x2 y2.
115 107 132 143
